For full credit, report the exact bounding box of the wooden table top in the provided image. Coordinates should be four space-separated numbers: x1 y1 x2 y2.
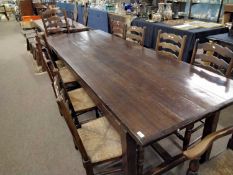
33 18 89 33
47 30 233 146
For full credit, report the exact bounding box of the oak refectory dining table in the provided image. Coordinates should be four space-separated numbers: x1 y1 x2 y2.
47 30 233 175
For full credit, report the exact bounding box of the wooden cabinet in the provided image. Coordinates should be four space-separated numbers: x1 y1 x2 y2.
19 0 33 16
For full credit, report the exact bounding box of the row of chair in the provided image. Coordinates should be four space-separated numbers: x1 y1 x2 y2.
111 20 233 80
33 30 124 174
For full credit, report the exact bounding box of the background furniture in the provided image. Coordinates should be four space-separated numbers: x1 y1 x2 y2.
131 18 228 62
19 0 33 16
207 33 233 50
0 5 9 20
223 3 233 24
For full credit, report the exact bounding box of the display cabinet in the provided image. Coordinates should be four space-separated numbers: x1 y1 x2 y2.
166 0 233 22
187 0 224 22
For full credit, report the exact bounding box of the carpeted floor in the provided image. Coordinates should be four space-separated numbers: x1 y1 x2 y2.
0 19 232 175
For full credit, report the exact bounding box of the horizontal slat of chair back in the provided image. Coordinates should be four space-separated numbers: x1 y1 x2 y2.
199 42 233 59
194 62 225 76
196 54 229 69
126 33 143 42
159 50 178 60
128 26 144 35
56 96 89 161
160 33 183 44
159 42 181 54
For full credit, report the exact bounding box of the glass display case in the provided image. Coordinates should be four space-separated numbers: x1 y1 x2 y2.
165 0 233 22
187 0 224 22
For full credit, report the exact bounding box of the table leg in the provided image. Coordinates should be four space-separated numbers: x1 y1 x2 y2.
122 132 138 175
200 111 220 163
227 134 233 150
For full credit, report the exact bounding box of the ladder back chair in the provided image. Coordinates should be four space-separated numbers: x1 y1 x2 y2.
41 8 70 36
51 67 99 127
0 5 9 21
110 20 127 39
179 41 233 150
40 33 79 90
184 126 233 175
155 30 187 61
141 126 233 175
34 3 48 15
126 26 145 46
57 95 123 175
191 40 233 78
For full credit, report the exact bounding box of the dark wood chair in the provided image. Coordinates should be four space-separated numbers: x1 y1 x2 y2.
191 40 233 78
52 69 99 127
34 3 48 15
141 126 233 175
155 30 187 61
126 26 145 46
41 8 70 36
178 42 233 150
0 5 9 21
38 33 80 89
184 126 233 175
56 94 123 175
110 20 127 39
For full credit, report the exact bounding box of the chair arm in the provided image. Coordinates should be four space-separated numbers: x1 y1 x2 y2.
183 126 233 160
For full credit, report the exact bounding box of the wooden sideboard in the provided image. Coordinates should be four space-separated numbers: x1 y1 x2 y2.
19 0 33 16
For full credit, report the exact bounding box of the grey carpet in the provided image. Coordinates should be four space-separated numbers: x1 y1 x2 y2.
0 20 85 175
0 20 232 175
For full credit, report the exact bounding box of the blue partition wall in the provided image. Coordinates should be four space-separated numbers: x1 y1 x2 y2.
56 2 75 19
78 5 84 24
87 8 109 33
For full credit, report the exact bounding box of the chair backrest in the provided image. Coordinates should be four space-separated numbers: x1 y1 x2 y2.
126 26 145 46
155 30 187 61
41 8 70 36
110 20 127 39
35 32 57 82
34 3 48 15
191 40 233 78
56 95 89 161
184 125 233 160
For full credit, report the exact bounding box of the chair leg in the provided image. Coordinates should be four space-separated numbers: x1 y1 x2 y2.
95 108 99 118
186 159 199 175
73 137 78 150
183 124 194 150
227 134 233 150
83 160 94 175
